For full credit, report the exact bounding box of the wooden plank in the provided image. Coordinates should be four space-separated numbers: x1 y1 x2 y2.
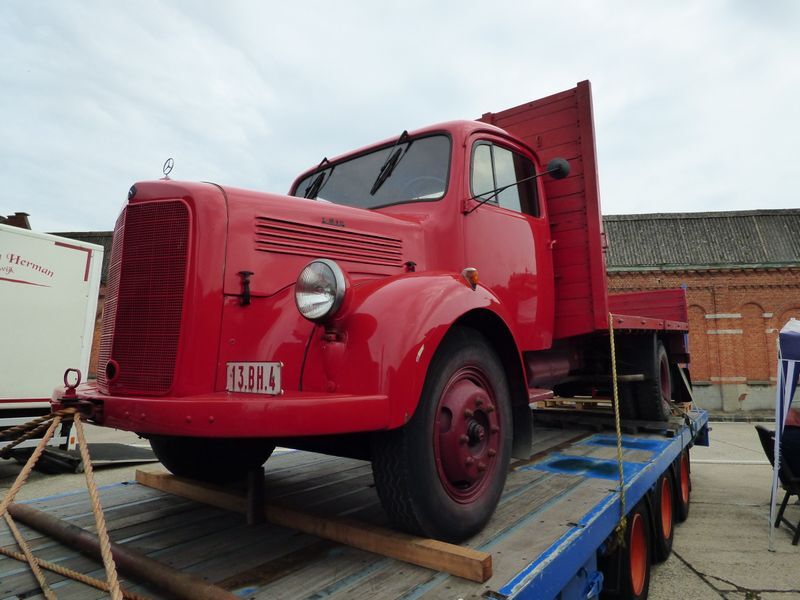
292 472 585 600
136 469 492 583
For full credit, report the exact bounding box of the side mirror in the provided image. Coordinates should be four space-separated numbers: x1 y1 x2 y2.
546 158 570 180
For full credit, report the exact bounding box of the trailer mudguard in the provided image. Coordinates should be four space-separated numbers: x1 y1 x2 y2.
301 271 524 430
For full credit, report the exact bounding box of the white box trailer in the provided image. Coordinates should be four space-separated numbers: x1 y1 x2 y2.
0 223 103 453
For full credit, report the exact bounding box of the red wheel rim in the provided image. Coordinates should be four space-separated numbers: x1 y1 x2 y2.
433 366 501 503
680 453 690 504
629 512 647 596
660 477 673 539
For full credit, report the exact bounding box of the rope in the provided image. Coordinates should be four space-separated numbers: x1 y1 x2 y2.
0 408 77 458
0 408 142 599
74 413 124 600
0 412 55 440
4 512 55 599
0 418 59 459
0 546 148 600
608 313 628 547
0 416 62 519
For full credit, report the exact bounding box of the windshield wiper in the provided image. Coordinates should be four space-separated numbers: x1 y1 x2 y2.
369 131 410 196
303 157 331 199
304 170 329 199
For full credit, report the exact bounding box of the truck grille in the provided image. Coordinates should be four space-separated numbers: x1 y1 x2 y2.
97 201 189 395
254 217 403 267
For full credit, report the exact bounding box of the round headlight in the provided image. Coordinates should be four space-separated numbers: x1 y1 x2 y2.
295 259 346 321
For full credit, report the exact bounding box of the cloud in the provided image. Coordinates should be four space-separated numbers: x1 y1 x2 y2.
1 0 798 231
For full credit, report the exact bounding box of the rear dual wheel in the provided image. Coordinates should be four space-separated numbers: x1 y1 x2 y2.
627 335 673 422
371 327 512 542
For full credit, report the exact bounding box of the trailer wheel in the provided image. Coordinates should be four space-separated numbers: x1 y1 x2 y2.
149 436 275 483
602 501 652 600
371 327 512 542
653 473 675 562
675 450 691 522
634 337 672 422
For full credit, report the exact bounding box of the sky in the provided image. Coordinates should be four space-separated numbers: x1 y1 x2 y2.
2 1 799 232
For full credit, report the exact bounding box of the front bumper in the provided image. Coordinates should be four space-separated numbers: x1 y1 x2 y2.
52 382 390 438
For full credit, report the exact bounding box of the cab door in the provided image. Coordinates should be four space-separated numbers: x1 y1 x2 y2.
462 137 554 350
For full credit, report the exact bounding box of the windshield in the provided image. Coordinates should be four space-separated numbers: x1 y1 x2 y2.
292 134 451 209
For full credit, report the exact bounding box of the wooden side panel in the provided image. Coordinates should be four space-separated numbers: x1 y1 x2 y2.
479 81 609 339
608 288 689 323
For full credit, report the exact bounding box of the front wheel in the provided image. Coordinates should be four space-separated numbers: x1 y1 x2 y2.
371 327 512 542
149 436 275 483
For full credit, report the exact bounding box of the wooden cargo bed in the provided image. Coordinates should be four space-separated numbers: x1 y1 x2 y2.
0 412 707 599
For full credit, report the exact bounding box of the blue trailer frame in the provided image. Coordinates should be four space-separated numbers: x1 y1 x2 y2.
500 409 709 600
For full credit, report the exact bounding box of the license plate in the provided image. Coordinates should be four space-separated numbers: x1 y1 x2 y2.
226 362 281 395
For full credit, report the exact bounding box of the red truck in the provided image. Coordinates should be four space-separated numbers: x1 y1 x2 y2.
55 81 691 542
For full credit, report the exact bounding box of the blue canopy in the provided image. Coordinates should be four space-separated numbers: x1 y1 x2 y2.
770 319 800 549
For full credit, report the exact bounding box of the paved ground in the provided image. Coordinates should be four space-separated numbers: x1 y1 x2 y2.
650 422 800 599
2 421 799 598
0 423 145 502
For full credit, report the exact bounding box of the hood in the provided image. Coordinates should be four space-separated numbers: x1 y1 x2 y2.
222 187 424 297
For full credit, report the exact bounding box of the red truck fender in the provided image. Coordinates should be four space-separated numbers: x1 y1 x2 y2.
302 271 529 433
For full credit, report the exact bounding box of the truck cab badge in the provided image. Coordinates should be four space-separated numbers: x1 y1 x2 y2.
162 158 174 180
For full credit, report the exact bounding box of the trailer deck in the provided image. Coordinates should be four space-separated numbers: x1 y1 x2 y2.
0 410 708 599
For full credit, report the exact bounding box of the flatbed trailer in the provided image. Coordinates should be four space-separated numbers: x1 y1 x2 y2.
0 409 708 599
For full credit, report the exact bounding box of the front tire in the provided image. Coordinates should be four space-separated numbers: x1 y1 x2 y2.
371 327 512 542
149 436 275 483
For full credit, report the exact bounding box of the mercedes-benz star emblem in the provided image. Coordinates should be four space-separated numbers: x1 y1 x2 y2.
163 157 174 178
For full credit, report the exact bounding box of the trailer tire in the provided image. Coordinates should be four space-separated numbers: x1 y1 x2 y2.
653 473 675 562
149 436 275 483
634 337 672 422
371 327 512 542
601 501 652 600
675 450 691 522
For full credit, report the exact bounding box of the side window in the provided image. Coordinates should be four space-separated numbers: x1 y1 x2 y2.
493 147 521 213
470 142 540 217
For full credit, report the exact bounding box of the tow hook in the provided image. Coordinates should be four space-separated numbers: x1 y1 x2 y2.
63 368 82 399
56 368 99 419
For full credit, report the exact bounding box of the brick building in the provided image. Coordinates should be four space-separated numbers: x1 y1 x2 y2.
55 208 800 413
605 209 800 411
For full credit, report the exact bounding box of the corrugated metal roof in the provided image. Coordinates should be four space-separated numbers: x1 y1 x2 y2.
49 209 800 281
604 209 800 270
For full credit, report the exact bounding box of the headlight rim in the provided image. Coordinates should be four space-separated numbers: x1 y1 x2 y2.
295 258 347 322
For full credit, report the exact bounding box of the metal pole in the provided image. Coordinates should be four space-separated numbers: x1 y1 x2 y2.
8 503 238 600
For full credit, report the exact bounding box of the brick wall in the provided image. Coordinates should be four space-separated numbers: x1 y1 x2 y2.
608 268 800 411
